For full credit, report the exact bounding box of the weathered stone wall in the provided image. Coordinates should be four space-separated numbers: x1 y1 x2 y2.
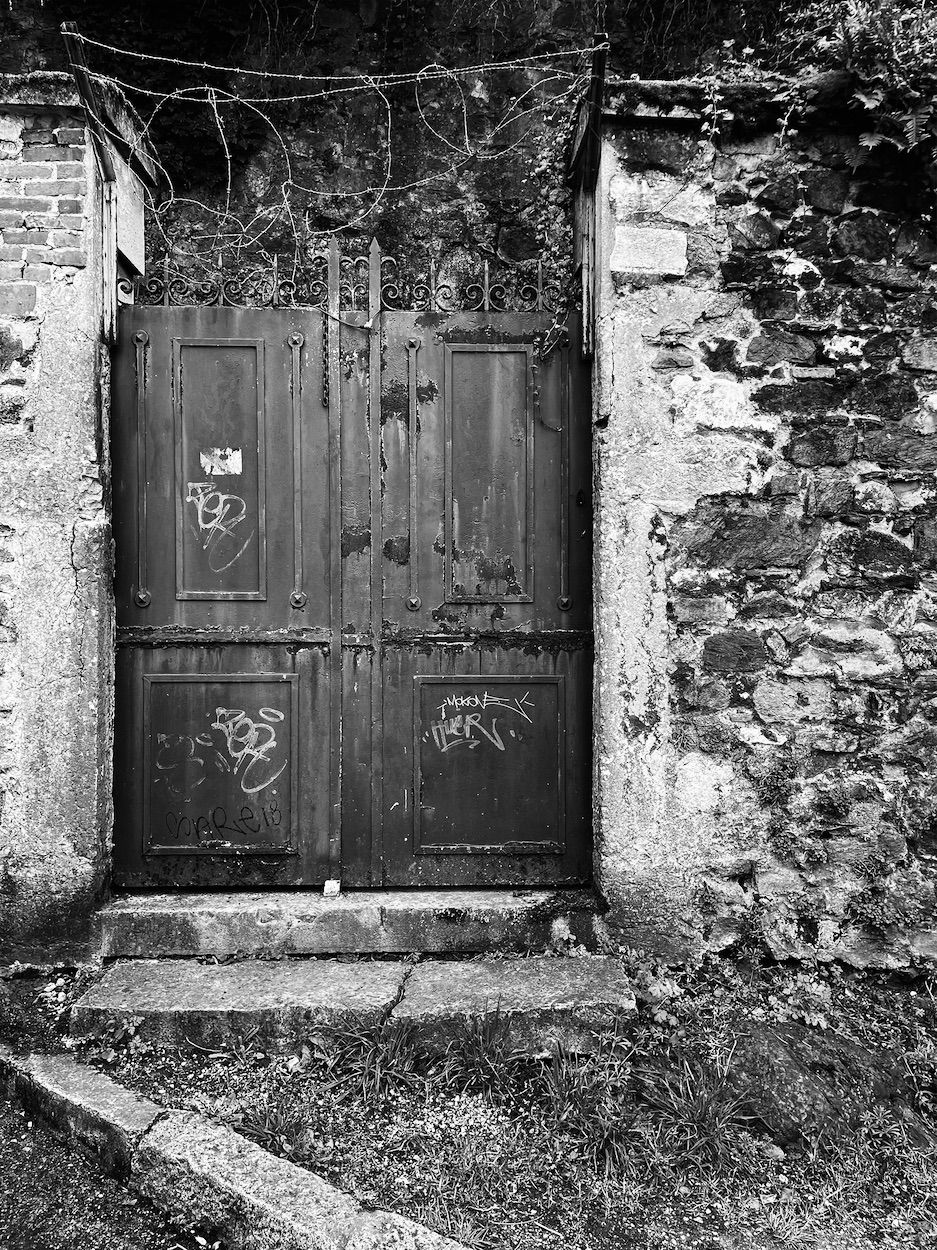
0 75 112 961
594 82 937 968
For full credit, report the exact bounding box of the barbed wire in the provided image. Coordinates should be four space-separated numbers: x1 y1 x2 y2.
76 32 600 267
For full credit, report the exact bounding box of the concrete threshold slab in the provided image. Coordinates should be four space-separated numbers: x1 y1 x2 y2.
96 888 601 958
0 1044 464 1250
70 958 408 1048
392 955 637 1051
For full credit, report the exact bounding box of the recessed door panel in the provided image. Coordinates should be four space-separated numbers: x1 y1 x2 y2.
414 675 564 854
174 341 266 600
144 673 296 855
446 345 533 603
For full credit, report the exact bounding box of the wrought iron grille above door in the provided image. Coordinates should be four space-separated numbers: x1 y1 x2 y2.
112 242 592 889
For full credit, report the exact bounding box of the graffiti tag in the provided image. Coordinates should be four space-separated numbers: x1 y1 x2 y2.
154 705 286 797
186 481 255 572
163 799 281 846
428 690 534 754
211 706 287 795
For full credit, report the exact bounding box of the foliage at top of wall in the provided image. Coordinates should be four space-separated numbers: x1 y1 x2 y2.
773 2 937 158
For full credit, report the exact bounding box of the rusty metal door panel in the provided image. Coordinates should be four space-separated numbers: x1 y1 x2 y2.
373 311 592 887
113 643 330 887
379 644 588 887
112 306 336 887
114 306 330 632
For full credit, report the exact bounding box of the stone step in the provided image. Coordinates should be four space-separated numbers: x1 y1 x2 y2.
95 889 602 959
71 958 408 1047
70 955 635 1051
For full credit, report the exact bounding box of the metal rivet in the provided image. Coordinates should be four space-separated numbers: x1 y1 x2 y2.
134 589 151 608
288 331 304 347
132 330 149 346
556 595 572 612
406 595 422 611
290 591 308 609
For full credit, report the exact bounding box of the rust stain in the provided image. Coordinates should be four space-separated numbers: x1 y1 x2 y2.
383 534 410 565
341 524 370 558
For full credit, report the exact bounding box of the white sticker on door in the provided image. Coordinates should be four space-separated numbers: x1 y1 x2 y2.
199 447 243 476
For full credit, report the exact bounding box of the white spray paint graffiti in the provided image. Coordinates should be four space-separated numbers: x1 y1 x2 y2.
186 481 255 572
428 690 534 753
210 706 287 795
154 706 286 797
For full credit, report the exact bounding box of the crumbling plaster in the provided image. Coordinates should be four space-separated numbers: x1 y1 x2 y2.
593 137 771 958
0 81 113 961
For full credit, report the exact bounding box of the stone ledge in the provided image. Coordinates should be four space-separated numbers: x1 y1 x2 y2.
603 71 859 131
0 72 81 111
96 888 603 958
136 1111 464 1250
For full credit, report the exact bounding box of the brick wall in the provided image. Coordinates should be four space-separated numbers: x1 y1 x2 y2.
593 81 937 968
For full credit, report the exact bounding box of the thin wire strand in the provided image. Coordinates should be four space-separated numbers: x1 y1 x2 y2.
71 31 606 82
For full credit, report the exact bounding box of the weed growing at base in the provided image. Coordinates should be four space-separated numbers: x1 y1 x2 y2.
86 959 936 1250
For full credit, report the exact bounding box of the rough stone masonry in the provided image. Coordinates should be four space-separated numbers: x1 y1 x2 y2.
592 79 937 968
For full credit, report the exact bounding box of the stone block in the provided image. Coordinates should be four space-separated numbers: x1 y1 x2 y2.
721 252 773 288
755 171 800 213
71 957 409 1048
786 425 856 467
23 145 83 163
22 179 85 196
49 248 86 267
834 211 893 261
750 286 799 321
863 429 937 472
800 168 849 214
392 955 636 1052
850 262 921 292
810 471 854 516
902 337 937 373
728 210 781 252
701 630 767 673
0 282 35 316
0 196 52 211
747 331 816 367
609 224 687 280
13 1051 161 1179
133 1111 462 1250
826 528 914 581
609 171 710 227
851 373 919 417
673 502 820 571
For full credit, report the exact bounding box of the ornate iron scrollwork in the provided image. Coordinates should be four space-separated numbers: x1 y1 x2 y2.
131 246 566 314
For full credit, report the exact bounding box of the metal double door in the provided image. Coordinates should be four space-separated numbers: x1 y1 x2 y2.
112 301 592 889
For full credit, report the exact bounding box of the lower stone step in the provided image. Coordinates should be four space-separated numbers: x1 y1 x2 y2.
71 958 408 1047
70 955 636 1051
95 888 602 958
